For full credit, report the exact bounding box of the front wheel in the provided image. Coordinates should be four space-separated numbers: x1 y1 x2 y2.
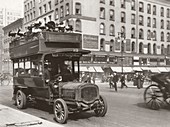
94 95 107 117
53 99 68 124
144 84 164 110
16 90 27 109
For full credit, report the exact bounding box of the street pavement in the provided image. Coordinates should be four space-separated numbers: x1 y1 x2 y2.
0 80 151 127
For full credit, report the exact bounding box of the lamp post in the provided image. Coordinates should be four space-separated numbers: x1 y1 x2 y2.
118 32 126 74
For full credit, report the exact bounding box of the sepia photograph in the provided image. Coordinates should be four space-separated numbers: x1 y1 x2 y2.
0 0 170 126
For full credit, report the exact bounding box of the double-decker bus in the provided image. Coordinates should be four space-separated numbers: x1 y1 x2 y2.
9 31 107 124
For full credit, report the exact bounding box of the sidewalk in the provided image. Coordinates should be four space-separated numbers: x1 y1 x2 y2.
0 104 63 127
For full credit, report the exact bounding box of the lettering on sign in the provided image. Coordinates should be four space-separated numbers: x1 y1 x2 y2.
83 34 98 49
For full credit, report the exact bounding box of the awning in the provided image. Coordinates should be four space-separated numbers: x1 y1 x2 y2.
166 67 170 72
80 66 89 72
94 66 104 72
141 67 150 70
111 67 122 73
88 67 96 72
157 67 168 72
150 67 160 73
123 67 133 73
132 67 142 71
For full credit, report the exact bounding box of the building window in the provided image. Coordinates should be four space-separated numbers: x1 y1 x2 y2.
139 29 144 39
49 15 51 21
109 24 114 36
161 7 164 17
100 38 105 51
147 30 151 40
110 0 114 6
167 8 170 18
100 7 105 19
131 0 135 10
153 18 156 28
153 31 157 41
44 17 46 23
132 41 135 52
161 44 165 55
66 3 69 15
55 0 58 5
121 26 126 38
139 15 143 26
147 17 151 27
55 8 59 19
48 1 51 11
39 7 42 16
131 14 135 24
161 20 164 29
44 4 46 13
161 32 164 41
153 5 156 15
139 42 143 53
110 9 114 21
121 12 125 23
30 13 32 20
148 43 151 54
139 2 144 12
100 0 105 4
167 32 170 42
60 6 64 18
147 4 151 14
121 0 125 8
75 2 81 15
75 19 81 32
153 43 157 54
100 23 105 35
167 20 170 30
110 39 114 51
131 28 135 38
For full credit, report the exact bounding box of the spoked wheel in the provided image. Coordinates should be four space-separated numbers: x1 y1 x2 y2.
94 95 107 117
53 99 68 124
16 90 27 109
144 84 164 110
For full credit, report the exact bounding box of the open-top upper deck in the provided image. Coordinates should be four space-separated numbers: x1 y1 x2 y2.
9 32 82 59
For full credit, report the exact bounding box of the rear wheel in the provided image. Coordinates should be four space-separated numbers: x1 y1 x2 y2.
144 84 164 110
94 95 107 117
53 99 68 124
16 90 27 109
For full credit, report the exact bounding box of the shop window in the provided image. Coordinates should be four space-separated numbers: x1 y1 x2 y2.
153 43 157 54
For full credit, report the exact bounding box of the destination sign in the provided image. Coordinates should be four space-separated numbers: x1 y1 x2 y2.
52 53 82 57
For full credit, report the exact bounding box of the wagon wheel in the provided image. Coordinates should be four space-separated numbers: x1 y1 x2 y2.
94 95 107 117
53 99 68 124
16 90 27 109
144 84 164 110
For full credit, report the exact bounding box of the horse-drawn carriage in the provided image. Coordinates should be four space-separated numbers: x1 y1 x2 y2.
144 72 170 110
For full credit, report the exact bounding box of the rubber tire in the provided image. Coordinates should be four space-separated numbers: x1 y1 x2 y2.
53 99 68 124
94 95 108 117
16 90 27 109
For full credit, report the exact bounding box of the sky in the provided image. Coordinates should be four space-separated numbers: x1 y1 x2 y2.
0 0 24 12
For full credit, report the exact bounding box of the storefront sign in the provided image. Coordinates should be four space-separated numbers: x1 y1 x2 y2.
83 34 98 49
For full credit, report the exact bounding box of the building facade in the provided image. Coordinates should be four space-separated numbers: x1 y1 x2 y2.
22 0 170 72
2 18 24 73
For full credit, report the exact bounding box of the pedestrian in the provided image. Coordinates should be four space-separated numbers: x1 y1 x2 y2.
109 74 114 88
120 74 128 88
112 73 119 92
